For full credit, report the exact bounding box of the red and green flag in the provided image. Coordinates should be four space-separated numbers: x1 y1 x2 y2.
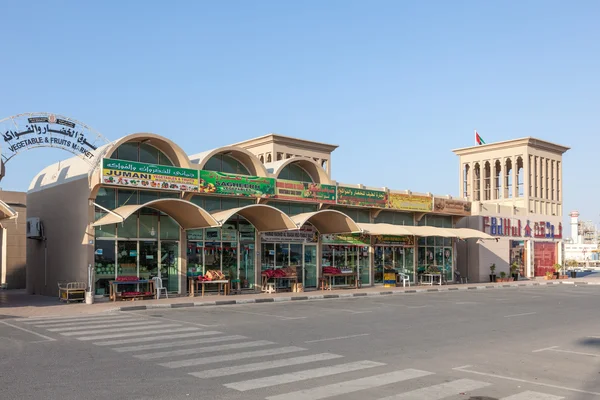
475 130 485 145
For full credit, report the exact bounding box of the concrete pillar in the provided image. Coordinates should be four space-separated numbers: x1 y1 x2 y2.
512 156 519 198
479 162 485 202
536 156 542 200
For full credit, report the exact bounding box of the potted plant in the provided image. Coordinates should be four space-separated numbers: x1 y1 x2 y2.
499 271 507 282
553 263 561 279
545 271 553 280
567 260 578 278
490 263 497 283
510 262 519 281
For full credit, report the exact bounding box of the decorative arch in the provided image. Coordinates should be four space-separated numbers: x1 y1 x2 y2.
473 162 481 201
270 158 331 184
505 157 513 198
211 204 297 232
190 146 268 177
290 210 361 234
103 133 191 169
494 160 502 199
516 156 524 198
92 198 220 230
483 161 491 200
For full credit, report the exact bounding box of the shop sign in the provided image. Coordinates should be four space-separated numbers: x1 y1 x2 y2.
261 226 318 243
374 235 415 246
337 186 387 208
483 217 563 239
387 193 432 212
275 179 336 203
102 159 200 191
199 171 275 198
1 112 110 164
321 233 370 245
433 198 472 216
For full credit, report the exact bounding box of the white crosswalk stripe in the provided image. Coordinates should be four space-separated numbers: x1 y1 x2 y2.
47 320 163 332
160 346 307 368
78 327 201 341
190 353 344 379
93 330 210 346
224 360 385 391
112 333 235 352
60 323 182 336
27 316 137 327
377 378 490 399
135 340 275 360
19 315 130 324
265 369 434 400
500 391 564 400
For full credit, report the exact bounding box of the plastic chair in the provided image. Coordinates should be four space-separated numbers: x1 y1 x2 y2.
398 273 410 287
152 277 168 299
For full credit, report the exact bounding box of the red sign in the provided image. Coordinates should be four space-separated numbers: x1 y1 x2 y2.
483 217 562 239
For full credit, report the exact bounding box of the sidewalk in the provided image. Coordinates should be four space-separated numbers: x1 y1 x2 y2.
2 277 599 319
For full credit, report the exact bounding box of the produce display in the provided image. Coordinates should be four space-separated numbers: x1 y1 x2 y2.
262 267 296 278
115 275 141 282
121 291 153 297
322 267 342 274
198 270 226 281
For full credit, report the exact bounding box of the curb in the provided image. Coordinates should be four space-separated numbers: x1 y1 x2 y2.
116 280 595 312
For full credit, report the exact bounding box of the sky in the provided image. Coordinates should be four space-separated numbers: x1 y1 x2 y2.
0 0 598 227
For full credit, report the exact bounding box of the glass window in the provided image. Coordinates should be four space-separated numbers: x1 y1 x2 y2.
278 163 313 182
375 211 414 226
94 240 115 296
221 198 239 211
160 215 180 240
204 197 221 212
117 190 138 206
204 154 251 175
262 243 275 270
139 191 159 204
95 212 116 238
190 195 204 208
95 187 116 209
275 243 289 267
139 211 158 239
239 198 254 207
115 142 138 161
288 203 306 216
117 241 138 278
118 215 138 238
139 143 159 164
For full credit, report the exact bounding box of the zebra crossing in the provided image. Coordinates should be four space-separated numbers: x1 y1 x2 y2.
16 313 566 400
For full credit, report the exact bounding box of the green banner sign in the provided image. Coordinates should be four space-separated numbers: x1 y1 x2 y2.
337 186 388 208
199 171 275 198
275 179 337 203
102 159 199 191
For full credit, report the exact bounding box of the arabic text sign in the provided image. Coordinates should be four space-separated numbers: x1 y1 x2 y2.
1 113 104 161
199 171 275 198
388 193 432 212
337 186 387 208
433 198 471 216
275 179 336 203
102 159 200 191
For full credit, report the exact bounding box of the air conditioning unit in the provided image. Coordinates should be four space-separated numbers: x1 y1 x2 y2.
26 217 42 238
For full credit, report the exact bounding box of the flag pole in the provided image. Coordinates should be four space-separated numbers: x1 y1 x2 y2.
474 129 477 145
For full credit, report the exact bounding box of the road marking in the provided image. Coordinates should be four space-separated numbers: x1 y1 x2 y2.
532 346 559 353
28 316 136 327
405 305 432 309
305 333 370 343
78 327 200 341
224 309 305 320
93 330 209 346
504 312 536 318
135 340 273 360
19 314 124 324
225 360 384 391
190 353 343 379
47 320 163 332
0 321 56 342
111 331 225 352
265 369 433 400
127 311 219 327
378 378 490 399
500 390 564 399
337 308 373 314
453 365 600 396
160 346 306 368
60 323 182 336
546 348 600 357
455 301 478 305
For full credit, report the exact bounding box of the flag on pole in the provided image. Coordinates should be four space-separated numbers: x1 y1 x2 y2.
475 130 485 145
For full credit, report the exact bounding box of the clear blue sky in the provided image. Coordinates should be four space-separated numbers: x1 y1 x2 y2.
1 0 598 226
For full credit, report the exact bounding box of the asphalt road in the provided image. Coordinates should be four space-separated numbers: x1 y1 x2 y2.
2 285 600 400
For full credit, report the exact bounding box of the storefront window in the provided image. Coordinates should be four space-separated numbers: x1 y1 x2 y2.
139 211 158 239
119 215 138 238
117 241 138 279
94 241 115 296
187 242 204 277
278 163 313 182
510 240 525 276
204 154 250 175
113 142 174 166
417 239 453 282
160 215 180 240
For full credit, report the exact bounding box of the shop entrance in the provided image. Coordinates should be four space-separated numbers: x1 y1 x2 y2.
374 246 415 283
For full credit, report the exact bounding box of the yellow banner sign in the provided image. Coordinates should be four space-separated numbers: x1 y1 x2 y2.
387 193 432 212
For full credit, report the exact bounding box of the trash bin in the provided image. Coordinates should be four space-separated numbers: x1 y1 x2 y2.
570 270 577 278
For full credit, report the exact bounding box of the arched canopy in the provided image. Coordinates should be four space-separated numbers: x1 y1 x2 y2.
211 204 297 232
92 199 219 230
267 158 331 184
103 133 192 168
0 200 17 221
291 210 361 234
189 146 268 177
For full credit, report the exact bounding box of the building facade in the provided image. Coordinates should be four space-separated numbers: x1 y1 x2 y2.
26 132 491 297
454 138 569 281
563 211 599 262
0 191 24 289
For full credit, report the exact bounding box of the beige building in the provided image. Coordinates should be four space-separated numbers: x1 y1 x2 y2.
0 191 24 289
26 132 490 298
454 137 569 281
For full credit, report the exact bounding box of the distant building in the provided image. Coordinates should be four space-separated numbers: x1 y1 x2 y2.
563 211 598 262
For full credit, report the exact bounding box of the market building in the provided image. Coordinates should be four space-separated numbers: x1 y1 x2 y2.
454 137 569 282
26 132 491 298
0 190 25 289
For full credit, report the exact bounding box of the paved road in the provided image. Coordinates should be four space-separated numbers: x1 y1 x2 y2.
2 285 600 400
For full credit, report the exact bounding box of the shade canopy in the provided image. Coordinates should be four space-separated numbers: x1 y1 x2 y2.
445 228 495 240
356 223 413 236
0 200 17 221
92 198 220 230
291 210 361 234
357 223 494 239
211 204 298 232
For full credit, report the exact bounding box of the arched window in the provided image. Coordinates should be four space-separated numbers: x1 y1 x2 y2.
278 163 313 183
204 154 251 175
259 155 264 163
112 142 174 166
266 153 272 163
